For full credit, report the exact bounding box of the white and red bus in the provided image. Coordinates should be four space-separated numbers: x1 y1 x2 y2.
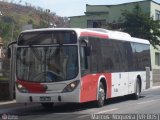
9 28 151 108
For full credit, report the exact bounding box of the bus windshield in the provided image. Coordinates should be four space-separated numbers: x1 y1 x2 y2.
16 45 78 82
18 31 77 45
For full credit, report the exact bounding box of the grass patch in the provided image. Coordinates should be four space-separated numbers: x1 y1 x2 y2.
0 76 9 81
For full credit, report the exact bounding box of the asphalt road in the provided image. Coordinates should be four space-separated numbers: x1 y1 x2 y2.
0 87 160 120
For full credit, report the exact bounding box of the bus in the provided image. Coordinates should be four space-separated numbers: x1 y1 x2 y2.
8 28 151 109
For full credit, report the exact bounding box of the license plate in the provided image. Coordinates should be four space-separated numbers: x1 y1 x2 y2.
40 97 51 102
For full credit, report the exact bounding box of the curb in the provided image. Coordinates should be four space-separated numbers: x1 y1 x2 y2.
0 100 16 106
145 86 160 91
150 86 160 89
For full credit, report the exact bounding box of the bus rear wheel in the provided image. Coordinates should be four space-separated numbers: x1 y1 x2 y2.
95 82 105 107
41 103 54 110
133 80 140 100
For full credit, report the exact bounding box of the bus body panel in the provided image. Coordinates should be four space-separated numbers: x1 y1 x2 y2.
16 82 81 103
12 28 151 105
111 71 146 98
80 73 112 103
111 72 129 97
16 80 71 93
128 71 146 94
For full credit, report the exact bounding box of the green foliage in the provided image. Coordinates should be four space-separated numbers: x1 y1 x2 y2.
0 20 12 46
0 1 69 47
1 16 14 23
39 20 48 28
27 19 34 24
0 76 9 81
121 4 160 48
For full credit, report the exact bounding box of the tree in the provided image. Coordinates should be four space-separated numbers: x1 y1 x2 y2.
121 4 160 48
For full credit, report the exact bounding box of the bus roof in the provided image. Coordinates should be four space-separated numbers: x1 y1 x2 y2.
80 28 150 44
21 28 150 45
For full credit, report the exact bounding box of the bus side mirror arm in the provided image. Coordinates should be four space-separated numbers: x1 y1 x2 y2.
7 41 17 58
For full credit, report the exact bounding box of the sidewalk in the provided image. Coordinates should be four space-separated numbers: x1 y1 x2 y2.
150 85 160 89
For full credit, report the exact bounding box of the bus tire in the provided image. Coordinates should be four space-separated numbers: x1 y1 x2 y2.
41 103 54 110
133 80 140 100
95 82 105 107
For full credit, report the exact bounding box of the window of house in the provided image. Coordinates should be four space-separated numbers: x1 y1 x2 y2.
155 52 160 66
87 20 106 28
155 10 160 20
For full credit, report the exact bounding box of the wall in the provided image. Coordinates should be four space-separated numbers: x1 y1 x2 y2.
70 1 151 27
0 81 9 101
70 14 109 28
150 1 160 85
86 4 110 13
70 16 87 28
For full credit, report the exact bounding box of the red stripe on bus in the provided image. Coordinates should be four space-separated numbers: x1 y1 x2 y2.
80 73 112 103
103 73 112 98
80 32 108 39
16 80 46 93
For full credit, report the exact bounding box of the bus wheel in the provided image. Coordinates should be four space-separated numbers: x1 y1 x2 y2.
133 80 140 100
96 82 105 107
41 103 54 110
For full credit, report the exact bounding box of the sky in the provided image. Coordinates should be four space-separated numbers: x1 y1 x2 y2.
13 0 160 17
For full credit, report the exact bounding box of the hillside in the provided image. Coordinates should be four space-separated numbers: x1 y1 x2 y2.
0 1 69 46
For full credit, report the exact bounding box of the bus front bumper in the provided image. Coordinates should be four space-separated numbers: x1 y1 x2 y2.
16 90 80 103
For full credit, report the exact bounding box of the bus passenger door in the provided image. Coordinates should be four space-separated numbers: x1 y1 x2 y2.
80 39 96 101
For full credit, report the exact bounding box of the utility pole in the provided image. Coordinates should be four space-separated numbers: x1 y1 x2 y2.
146 67 151 89
46 9 50 27
9 44 15 100
9 16 15 100
0 11 2 16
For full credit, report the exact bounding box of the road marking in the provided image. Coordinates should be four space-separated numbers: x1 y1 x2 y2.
0 100 16 105
77 108 119 119
137 99 160 105
96 108 119 114
77 114 90 119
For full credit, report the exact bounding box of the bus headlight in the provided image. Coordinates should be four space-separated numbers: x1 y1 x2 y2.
16 83 28 93
62 80 80 93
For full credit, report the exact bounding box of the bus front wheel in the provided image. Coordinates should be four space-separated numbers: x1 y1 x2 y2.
95 82 105 107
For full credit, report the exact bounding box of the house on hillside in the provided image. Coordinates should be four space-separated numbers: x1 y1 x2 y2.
70 0 160 86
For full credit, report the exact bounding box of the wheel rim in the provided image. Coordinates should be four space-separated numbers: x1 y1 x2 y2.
99 85 105 105
136 82 140 96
